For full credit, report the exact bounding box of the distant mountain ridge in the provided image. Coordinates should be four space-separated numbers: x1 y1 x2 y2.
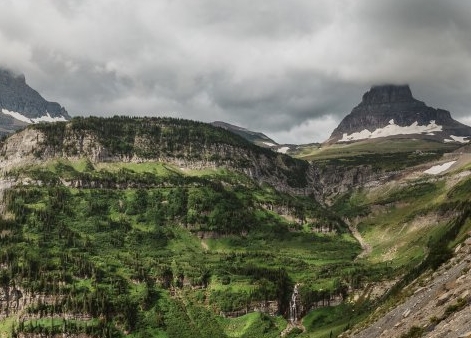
211 121 278 147
327 84 471 144
0 68 70 135
210 121 304 155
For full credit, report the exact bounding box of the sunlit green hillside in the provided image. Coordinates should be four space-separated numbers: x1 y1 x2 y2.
0 117 469 338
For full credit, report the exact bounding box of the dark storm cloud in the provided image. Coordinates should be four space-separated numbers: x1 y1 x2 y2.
179 0 331 39
1 0 471 143
29 47 132 112
209 70 361 129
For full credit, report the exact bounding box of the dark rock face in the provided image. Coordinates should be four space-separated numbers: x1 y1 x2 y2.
361 84 415 105
327 84 471 143
0 68 70 132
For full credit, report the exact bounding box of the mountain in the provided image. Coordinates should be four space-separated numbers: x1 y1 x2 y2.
0 68 70 135
211 121 278 148
211 121 305 155
326 84 471 144
0 116 354 337
0 115 470 337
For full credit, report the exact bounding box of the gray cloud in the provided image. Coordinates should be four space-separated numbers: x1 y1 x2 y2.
1 0 470 143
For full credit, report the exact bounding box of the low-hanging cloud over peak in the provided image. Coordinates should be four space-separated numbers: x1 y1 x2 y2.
1 0 470 144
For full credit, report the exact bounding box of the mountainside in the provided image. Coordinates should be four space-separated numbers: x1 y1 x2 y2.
327 85 471 144
336 150 471 338
4 116 450 201
0 113 470 336
1 116 316 195
348 236 471 338
0 116 362 337
1 66 471 338
0 68 70 135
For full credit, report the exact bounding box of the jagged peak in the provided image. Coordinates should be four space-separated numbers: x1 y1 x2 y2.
360 84 417 105
0 67 26 85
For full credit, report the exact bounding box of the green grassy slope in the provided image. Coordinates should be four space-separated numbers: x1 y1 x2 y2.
0 159 363 337
0 117 469 338
332 173 471 271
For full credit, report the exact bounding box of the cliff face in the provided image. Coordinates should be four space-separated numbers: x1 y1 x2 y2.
0 118 323 197
328 85 471 144
0 117 401 201
311 164 384 198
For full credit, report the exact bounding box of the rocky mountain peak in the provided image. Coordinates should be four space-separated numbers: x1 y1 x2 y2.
326 84 471 144
360 84 416 105
0 68 26 85
0 67 70 135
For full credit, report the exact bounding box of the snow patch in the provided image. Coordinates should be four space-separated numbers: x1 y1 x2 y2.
424 161 456 175
340 129 372 142
31 112 67 123
2 109 33 123
450 135 469 144
263 142 276 147
339 120 443 142
1 109 67 124
276 146 290 154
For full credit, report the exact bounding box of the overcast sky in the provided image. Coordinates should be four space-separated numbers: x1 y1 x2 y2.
1 0 471 144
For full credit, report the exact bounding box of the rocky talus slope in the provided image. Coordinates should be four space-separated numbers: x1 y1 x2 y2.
345 235 471 338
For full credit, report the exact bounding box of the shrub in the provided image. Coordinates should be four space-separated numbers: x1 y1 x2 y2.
400 326 424 338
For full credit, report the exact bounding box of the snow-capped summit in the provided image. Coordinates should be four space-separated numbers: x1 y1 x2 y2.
0 68 70 135
326 84 471 144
